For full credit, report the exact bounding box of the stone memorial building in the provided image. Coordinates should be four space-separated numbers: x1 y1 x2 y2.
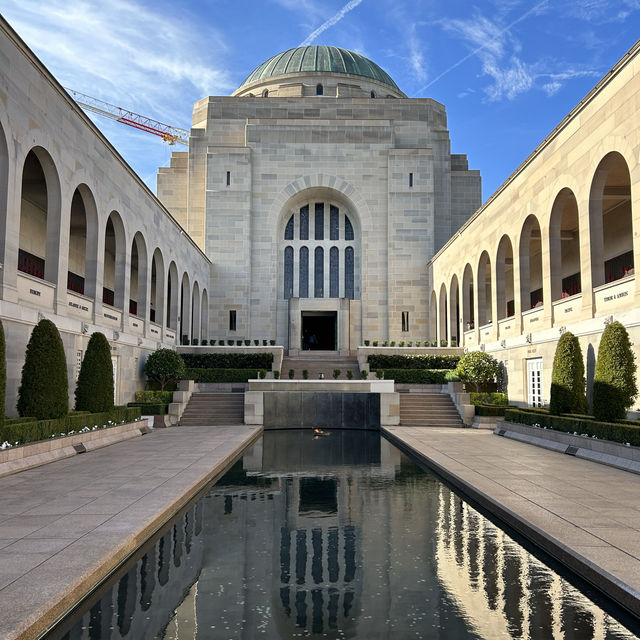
157 46 481 353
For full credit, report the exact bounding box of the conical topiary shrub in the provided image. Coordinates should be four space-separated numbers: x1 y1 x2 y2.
549 332 587 415
17 319 68 419
592 321 637 422
75 332 114 413
0 319 5 428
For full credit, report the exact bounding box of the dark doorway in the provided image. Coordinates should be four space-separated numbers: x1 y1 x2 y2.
301 311 337 350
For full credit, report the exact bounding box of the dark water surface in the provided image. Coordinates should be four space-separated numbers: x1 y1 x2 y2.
53 431 640 639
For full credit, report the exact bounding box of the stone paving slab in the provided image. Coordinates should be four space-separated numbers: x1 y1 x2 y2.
0 424 261 640
382 426 640 618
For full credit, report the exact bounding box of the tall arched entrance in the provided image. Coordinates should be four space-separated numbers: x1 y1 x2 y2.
279 190 361 353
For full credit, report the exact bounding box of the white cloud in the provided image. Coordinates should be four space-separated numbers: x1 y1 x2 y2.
408 25 428 83
299 0 365 47
429 6 600 102
2 0 234 126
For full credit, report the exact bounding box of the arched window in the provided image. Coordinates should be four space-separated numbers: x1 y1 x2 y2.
284 246 293 299
496 235 515 319
281 202 359 300
345 215 354 241
345 246 354 299
549 189 581 301
330 247 339 297
284 215 294 240
316 84 323 96
314 247 324 297
299 246 309 298
370 91 376 98
262 89 269 97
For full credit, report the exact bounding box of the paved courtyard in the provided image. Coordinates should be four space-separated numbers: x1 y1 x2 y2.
384 426 640 618
0 425 261 640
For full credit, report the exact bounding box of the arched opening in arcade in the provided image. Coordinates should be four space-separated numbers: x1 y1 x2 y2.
67 185 98 298
519 215 543 310
462 264 474 331
150 249 164 325
103 211 126 309
589 152 634 287
18 148 61 284
549 188 581 301
449 275 459 346
438 283 448 344
496 235 515 320
129 233 148 318
477 251 492 327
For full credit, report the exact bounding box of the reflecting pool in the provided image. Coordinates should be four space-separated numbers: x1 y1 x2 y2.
52 431 640 639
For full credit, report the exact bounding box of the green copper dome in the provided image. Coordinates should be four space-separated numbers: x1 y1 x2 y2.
239 46 400 91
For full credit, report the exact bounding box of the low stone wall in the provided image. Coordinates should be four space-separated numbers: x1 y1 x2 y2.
496 420 640 474
0 419 149 478
244 379 399 428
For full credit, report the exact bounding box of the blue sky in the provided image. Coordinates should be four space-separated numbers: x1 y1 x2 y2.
2 0 639 200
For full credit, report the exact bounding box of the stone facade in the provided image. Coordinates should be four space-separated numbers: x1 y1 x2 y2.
0 18 211 412
158 51 481 351
428 40 640 409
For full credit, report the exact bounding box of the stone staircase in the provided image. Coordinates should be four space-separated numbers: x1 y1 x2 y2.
280 352 360 380
179 393 244 426
399 392 463 427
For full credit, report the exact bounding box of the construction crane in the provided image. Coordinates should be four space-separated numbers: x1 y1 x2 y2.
65 88 189 146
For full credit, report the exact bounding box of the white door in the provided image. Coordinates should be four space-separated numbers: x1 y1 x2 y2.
526 358 543 407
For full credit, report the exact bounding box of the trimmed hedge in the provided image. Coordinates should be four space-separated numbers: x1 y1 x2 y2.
504 408 640 447
127 402 168 414
75 332 114 413
469 392 508 406
135 390 173 403
367 354 460 370
549 331 587 415
0 406 142 446
475 404 509 417
181 353 273 369
593 321 637 422
17 319 68 419
184 368 259 383
376 369 458 384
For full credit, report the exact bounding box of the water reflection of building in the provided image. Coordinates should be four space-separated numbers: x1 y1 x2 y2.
56 503 204 640
434 486 635 639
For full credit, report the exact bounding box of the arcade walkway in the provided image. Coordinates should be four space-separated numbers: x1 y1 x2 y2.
0 424 261 640
384 426 640 618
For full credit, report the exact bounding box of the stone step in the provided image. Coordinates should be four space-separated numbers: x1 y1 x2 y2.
399 392 462 427
179 392 245 426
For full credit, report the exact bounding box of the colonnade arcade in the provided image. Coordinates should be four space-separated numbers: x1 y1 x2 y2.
432 151 636 346
2 134 209 345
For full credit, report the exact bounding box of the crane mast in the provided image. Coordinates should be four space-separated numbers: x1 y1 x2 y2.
65 88 189 146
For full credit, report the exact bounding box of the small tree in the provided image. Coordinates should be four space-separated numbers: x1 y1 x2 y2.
288 369 295 379
549 332 587 415
593 321 637 421
75 332 114 413
455 351 500 392
332 369 341 379
0 320 5 427
144 349 185 391
17 319 68 419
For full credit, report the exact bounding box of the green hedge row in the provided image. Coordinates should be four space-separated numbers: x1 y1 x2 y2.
181 353 273 370
0 406 142 446
376 369 459 384
469 392 509 406
475 404 509 417
127 402 168 415
135 390 173 403
368 354 460 370
184 368 259 383
504 408 640 447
